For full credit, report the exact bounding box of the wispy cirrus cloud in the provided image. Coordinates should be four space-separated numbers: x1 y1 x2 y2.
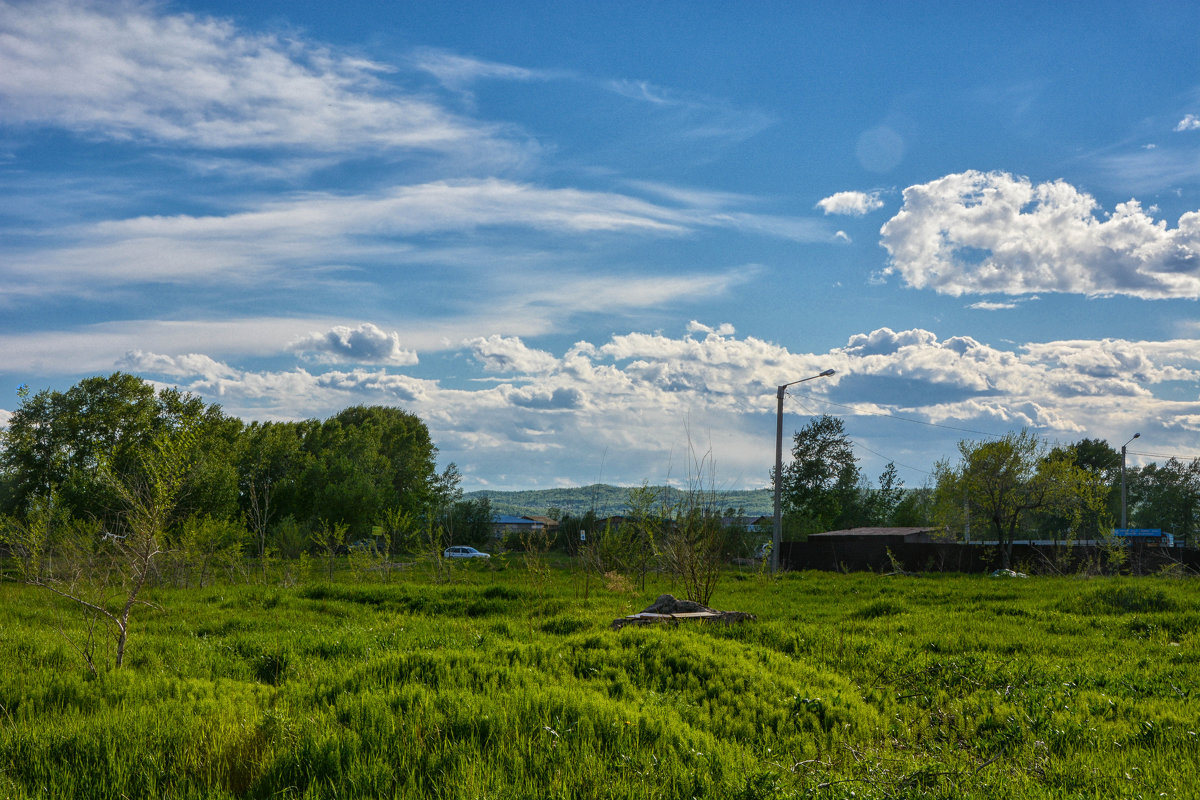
1094 147 1200 194
603 78 776 143
409 48 544 90
881 171 1200 299
0 0 523 160
0 260 758 380
8 179 828 293
406 45 774 147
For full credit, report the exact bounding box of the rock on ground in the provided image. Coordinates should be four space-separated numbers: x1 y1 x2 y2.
610 593 756 630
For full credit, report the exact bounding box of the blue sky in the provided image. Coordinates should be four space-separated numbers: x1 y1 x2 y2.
3 0 1200 491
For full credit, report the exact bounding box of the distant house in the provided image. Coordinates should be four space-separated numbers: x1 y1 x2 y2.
491 515 544 539
728 515 768 532
523 515 560 535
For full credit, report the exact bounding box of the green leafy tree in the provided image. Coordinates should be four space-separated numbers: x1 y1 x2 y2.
848 461 905 527
1131 458 1200 547
311 519 349 581
891 486 933 526
1 374 157 519
288 406 441 538
1038 438 1121 541
170 515 246 588
437 496 492 548
271 514 308 560
934 430 1085 569
99 413 203 666
779 415 861 536
0 373 237 526
1 413 203 671
237 421 306 574
374 506 418 556
622 482 663 589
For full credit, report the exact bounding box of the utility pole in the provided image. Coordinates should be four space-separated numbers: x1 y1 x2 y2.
772 369 835 573
1121 432 1140 529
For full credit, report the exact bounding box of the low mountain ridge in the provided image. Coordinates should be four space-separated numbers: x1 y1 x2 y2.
465 484 774 518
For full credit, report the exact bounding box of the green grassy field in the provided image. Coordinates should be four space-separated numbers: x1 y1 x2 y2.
2 561 1198 798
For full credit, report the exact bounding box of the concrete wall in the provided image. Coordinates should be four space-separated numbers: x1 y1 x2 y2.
780 539 1200 574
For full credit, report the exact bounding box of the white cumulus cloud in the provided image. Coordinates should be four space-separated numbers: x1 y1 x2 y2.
289 323 418 366
880 170 1200 299
816 190 884 216
467 335 559 374
1175 114 1200 132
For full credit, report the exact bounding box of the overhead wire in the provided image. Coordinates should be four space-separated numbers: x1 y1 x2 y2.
792 392 1007 439
849 439 933 477
786 392 935 478
1127 449 1200 462
783 389 1198 477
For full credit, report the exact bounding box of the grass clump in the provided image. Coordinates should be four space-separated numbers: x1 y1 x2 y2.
1083 582 1179 614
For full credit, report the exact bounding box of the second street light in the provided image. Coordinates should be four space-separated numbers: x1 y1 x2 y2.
772 368 836 573
1121 432 1140 529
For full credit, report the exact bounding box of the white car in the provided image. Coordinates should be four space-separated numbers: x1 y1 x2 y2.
443 545 490 559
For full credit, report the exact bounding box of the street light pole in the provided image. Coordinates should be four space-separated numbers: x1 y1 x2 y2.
772 368 835 573
1120 432 1140 529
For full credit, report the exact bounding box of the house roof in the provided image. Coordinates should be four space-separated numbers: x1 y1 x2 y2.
809 526 939 538
492 515 541 526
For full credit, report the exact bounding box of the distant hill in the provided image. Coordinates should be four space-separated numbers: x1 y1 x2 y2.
464 484 774 518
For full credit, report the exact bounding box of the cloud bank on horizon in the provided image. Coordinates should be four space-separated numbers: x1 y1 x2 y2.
113 323 1200 488
2 0 1199 489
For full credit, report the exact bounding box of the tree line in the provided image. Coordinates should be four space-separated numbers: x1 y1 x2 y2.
5 376 1197 576
780 415 1200 569
0 373 491 564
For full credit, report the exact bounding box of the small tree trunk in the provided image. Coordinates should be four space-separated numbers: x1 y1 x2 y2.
114 621 128 668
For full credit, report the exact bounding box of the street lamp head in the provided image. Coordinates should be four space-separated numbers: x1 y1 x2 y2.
779 368 837 392
1133 432 1140 440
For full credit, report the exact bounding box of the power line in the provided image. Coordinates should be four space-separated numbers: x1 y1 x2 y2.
787 394 934 478
1127 449 1200 462
788 393 1008 440
786 388 1200 477
850 439 932 477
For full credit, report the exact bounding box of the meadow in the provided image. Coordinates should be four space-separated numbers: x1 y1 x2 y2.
2 560 1198 799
